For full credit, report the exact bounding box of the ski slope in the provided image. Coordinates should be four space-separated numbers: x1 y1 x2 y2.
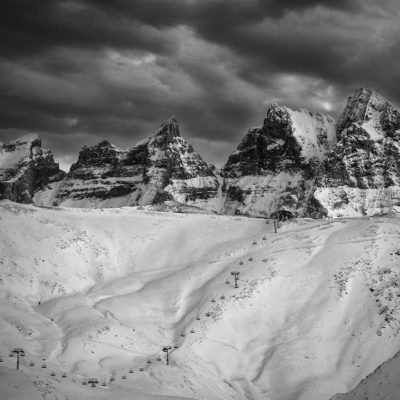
1 201 400 400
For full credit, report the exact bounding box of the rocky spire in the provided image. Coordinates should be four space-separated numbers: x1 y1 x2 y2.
156 116 180 141
337 88 390 133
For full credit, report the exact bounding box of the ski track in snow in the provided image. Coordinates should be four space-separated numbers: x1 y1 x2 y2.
1 201 400 400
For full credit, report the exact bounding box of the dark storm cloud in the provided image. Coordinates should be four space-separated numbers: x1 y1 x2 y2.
0 0 175 57
0 0 399 169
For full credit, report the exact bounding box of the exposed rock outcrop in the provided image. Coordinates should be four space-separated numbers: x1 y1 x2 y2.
3 88 400 218
314 88 400 217
0 134 65 204
49 117 220 209
221 104 336 217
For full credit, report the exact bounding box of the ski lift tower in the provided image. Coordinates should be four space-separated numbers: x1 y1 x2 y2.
9 348 25 370
162 346 172 366
231 271 240 288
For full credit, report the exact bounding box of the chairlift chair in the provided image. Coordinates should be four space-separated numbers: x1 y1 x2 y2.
50 372 56 377
225 280 230 284
239 261 243 265
29 361 35 367
41 364 47 368
110 376 115 382
82 380 87 385
0 357 3 362
156 356 162 361
262 236 266 240
8 352 14 358
249 257 253 261
205 312 211 317
62 372 67 378
122 375 126 379
146 359 151 364
180 333 185 337
211 298 216 303
129 368 133 373
101 381 107 387
190 329 195 333
253 241 257 245
220 295 225 300
174 344 178 349
195 315 200 320
139 367 144 371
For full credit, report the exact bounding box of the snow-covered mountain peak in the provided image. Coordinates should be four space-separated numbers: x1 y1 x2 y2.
0 134 65 203
337 88 398 138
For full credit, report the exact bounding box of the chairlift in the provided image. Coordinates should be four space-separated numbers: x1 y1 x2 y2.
122 375 126 379
50 372 56 377
129 368 133 373
62 372 67 378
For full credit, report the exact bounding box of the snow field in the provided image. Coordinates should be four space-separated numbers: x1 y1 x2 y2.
1 201 400 399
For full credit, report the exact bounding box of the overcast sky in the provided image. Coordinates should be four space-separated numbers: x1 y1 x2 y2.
1 0 399 170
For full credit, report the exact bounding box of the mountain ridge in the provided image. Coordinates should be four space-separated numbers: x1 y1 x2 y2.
1 88 400 217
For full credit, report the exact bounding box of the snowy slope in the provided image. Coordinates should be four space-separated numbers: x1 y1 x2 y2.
1 201 400 400
330 350 400 400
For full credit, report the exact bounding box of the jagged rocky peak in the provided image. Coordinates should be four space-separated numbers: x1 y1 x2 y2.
0 134 65 203
222 103 336 218
263 103 292 134
155 115 180 141
314 88 400 217
70 139 124 171
338 87 400 137
48 116 220 210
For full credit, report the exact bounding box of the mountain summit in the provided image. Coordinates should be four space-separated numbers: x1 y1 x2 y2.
1 89 400 217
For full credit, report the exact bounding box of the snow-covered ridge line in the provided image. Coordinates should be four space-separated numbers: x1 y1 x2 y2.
1 88 400 218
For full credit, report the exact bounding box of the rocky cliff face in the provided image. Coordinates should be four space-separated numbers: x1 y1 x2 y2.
0 134 65 204
314 88 400 217
3 88 400 218
45 117 220 209
222 104 336 217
